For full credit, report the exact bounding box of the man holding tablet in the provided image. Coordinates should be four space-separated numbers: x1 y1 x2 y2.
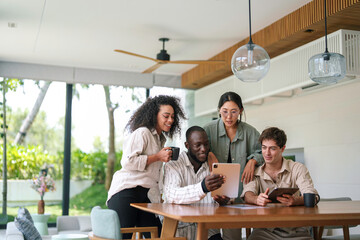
162 126 229 240
241 127 319 240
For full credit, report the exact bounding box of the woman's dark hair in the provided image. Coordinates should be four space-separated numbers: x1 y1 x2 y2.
217 91 244 121
259 127 287 148
218 91 244 110
126 95 186 138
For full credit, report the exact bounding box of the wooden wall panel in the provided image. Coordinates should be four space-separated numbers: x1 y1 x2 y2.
182 0 360 89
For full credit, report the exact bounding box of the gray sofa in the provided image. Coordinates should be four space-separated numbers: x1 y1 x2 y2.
5 215 91 240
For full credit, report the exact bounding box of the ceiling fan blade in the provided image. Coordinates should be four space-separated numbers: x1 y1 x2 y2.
142 62 166 73
114 49 159 62
168 60 226 64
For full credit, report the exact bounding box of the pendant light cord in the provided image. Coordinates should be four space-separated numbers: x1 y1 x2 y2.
248 0 253 44
324 0 328 53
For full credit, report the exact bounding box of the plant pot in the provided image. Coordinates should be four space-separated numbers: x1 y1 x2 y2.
38 200 45 214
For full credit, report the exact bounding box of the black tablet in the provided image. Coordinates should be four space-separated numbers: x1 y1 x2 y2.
268 187 299 202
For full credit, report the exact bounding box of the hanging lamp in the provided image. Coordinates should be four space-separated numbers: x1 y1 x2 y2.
308 0 346 84
231 0 270 82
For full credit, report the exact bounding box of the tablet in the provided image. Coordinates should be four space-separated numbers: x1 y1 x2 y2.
211 163 240 198
268 187 299 202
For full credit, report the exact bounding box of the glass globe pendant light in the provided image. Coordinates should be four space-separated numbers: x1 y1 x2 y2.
231 0 270 82
308 0 346 84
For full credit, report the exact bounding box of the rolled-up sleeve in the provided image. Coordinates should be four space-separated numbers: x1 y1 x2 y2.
293 163 318 195
240 178 260 199
121 130 149 171
246 129 264 165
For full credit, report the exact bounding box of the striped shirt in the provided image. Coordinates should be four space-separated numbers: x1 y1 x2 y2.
162 151 219 240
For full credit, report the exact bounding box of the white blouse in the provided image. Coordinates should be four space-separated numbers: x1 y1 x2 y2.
107 127 166 204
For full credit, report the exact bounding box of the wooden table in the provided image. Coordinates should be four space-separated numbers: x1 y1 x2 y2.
131 201 360 240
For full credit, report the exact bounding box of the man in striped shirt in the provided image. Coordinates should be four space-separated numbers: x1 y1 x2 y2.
162 126 229 240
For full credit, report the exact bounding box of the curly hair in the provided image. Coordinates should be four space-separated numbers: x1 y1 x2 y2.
126 95 186 139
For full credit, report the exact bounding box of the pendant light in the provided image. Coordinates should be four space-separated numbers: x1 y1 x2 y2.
308 0 346 84
231 0 270 82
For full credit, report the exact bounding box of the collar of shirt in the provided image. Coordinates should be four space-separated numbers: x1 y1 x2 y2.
217 119 244 142
255 158 290 181
150 128 166 145
184 152 209 174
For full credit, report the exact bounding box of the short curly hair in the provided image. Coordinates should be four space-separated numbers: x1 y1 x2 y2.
126 95 186 139
259 127 287 148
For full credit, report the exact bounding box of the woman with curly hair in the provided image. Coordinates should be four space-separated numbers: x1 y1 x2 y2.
107 95 186 238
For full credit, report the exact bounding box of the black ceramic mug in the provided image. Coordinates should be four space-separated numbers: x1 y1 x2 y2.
169 147 180 160
304 193 320 207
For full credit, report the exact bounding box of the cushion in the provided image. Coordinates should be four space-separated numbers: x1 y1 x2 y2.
91 206 121 239
17 207 33 224
77 216 92 232
6 221 24 238
57 216 80 232
14 217 42 240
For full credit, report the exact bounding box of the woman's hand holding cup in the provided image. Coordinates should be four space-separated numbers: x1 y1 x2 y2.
157 147 172 162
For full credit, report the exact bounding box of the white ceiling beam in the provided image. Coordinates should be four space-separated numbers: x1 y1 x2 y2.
0 61 181 88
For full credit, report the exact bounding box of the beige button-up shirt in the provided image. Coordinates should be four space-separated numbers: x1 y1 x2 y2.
241 158 318 236
107 127 166 204
241 158 318 198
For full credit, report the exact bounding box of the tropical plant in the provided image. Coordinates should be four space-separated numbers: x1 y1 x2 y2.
0 144 62 179
0 144 122 183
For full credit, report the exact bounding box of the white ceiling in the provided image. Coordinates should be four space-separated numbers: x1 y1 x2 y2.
0 0 312 86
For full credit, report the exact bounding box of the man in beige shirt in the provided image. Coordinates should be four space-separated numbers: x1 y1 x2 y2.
241 127 319 240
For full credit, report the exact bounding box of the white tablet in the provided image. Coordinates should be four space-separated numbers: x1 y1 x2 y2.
211 163 241 198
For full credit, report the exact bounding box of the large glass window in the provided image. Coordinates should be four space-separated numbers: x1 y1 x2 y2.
0 79 192 226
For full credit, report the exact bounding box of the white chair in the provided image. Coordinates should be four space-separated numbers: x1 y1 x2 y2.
88 206 186 240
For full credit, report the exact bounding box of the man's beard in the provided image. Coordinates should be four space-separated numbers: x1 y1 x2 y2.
188 150 208 164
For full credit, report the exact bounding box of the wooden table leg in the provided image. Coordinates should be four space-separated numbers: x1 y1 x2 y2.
161 217 178 238
196 223 208 240
343 225 350 240
246 228 251 239
313 226 319 240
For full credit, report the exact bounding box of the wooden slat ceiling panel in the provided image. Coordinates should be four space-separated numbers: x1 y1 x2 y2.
182 0 360 89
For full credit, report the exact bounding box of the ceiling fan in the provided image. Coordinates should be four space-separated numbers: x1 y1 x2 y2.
114 38 225 73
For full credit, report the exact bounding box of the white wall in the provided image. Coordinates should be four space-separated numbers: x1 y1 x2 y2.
194 79 360 200
244 80 360 201
193 80 360 235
